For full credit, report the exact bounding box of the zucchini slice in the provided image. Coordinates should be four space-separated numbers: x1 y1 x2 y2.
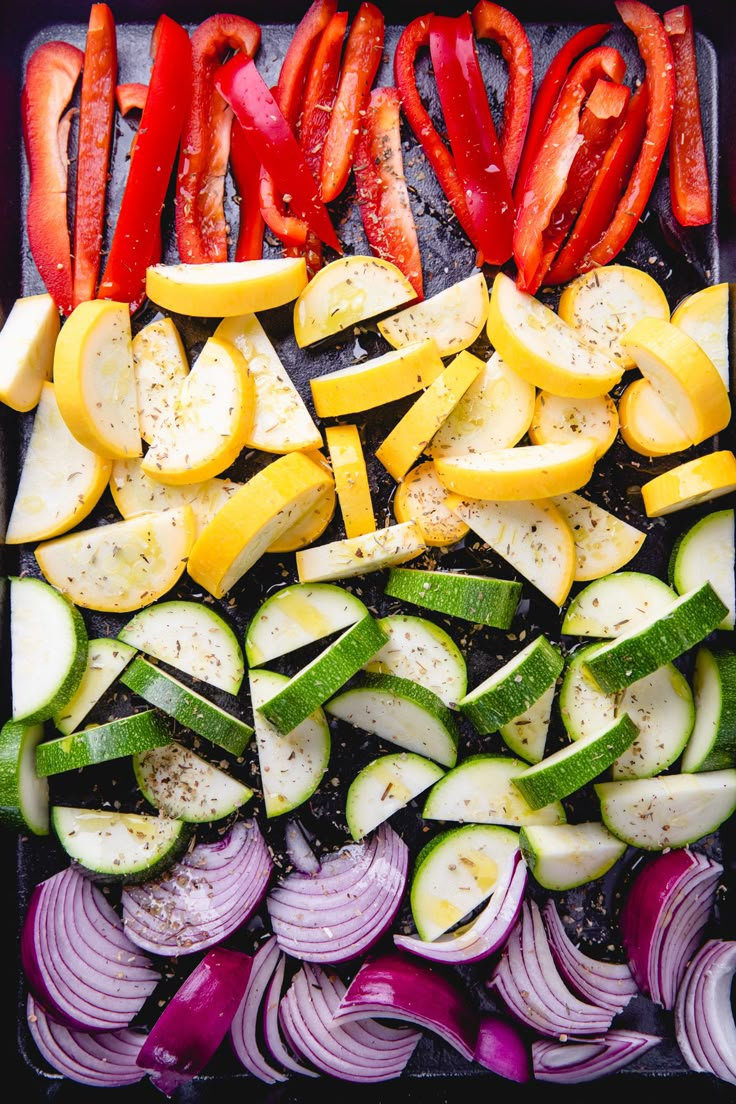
346 752 444 842
53 638 137 736
669 508 735 630
458 635 564 734
422 754 566 826
0 719 48 835
133 742 253 823
681 646 736 773
561 570 677 638
35 710 172 778
51 805 191 881
384 567 521 628
363 613 467 707
519 821 627 891
244 582 368 668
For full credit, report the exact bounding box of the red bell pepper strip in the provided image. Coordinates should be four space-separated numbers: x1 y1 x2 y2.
529 79 631 292
513 22 612 207
229 121 265 262
320 2 385 203
664 5 712 227
258 168 309 249
98 15 193 311
513 46 626 292
583 0 676 270
471 2 533 188
394 15 477 250
216 55 341 254
430 12 515 266
175 14 260 264
299 10 347 180
546 80 649 285
21 41 83 317
276 0 338 131
354 87 423 299
72 3 117 309
116 82 147 115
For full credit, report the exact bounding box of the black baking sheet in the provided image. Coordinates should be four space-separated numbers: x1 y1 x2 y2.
1 2 736 1100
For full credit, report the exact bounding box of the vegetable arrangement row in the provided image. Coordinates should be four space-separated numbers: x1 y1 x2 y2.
2 0 734 1097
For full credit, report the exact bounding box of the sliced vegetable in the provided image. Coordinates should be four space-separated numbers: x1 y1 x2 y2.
473 1014 531 1083
528 391 619 462
309 338 444 417
682 646 736 773
0 293 59 413
458 635 564 735
669 508 735 629
134 740 252 823
229 936 288 1085
146 257 308 318
36 709 172 778
0 720 48 835
641 450 736 517
520 822 627 891
532 1030 662 1083
596 769 736 849
246 582 368 668
551 493 645 581
392 460 470 547
422 754 566 827
131 316 189 446
674 938 736 1083
51 806 190 881
664 4 712 226
384 567 521 629
378 272 488 357
498 682 556 765
542 898 637 1012
561 569 677 637
296 521 426 583
54 637 136 736
618 376 692 457
325 424 376 538
435 439 597 502
670 282 730 389
364 613 467 707
346 752 444 841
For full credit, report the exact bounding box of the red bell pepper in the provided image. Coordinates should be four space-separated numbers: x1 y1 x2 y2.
583 0 676 270
513 45 627 292
116 82 147 115
664 5 712 227
98 14 193 311
216 55 341 254
299 10 347 180
320 1 385 203
546 80 649 285
430 12 515 266
21 41 83 317
529 79 631 292
276 0 338 131
394 16 477 251
354 87 423 299
229 120 265 262
471 1 533 188
72 3 117 308
513 22 612 206
175 14 260 264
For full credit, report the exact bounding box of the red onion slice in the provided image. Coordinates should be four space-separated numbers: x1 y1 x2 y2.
136 946 253 1096
266 823 408 963
284 818 321 874
393 849 526 964
27 994 148 1087
333 950 479 1062
21 865 160 1031
473 1014 531 1082
230 936 289 1084
487 900 614 1037
674 938 736 1084
532 1030 662 1082
262 953 319 1077
279 963 420 1082
121 820 273 956
620 849 722 1009
542 900 638 1013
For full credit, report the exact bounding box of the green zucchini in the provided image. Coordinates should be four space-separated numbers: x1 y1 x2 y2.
384 566 521 628
458 635 564 734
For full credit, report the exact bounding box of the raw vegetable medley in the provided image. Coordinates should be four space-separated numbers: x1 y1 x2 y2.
2 0 735 1095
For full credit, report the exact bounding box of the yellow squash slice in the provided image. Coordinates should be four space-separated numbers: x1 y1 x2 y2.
434 439 597 501
325 424 376 538
0 293 59 412
310 338 445 418
109 457 242 538
377 270 489 357
528 390 618 460
393 460 470 547
146 258 308 317
132 316 189 445
551 492 646 581
641 450 736 517
617 377 691 458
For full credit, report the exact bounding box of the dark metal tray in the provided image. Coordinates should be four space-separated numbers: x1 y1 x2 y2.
2 2 736 1100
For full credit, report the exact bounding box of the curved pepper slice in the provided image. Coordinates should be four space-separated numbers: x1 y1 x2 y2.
116 82 147 115
664 4 712 227
21 41 83 317
430 11 514 266
216 55 341 254
513 45 626 290
229 120 265 261
320 1 385 203
546 80 649 285
276 0 337 130
300 10 347 180
394 15 477 249
175 13 260 264
354 86 423 299
98 14 193 311
584 0 676 270
513 22 612 206
471 1 533 188
72 3 117 308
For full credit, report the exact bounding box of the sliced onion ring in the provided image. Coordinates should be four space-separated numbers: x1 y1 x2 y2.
542 899 638 1013
619 849 722 1010
532 1030 662 1082
229 935 288 1084
333 949 478 1061
121 820 273 957
674 938 736 1084
21 865 160 1032
284 818 321 875
262 953 319 1078
393 849 526 964
27 994 148 1087
266 822 408 963
474 1014 531 1082
136 946 253 1095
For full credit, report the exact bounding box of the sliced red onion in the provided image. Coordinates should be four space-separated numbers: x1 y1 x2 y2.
279 963 421 1082
542 900 638 1014
333 950 479 1061
121 820 273 956
21 865 160 1031
393 849 526 964
27 994 148 1087
262 953 319 1078
229 935 288 1084
487 900 614 1037
136 946 253 1096
266 822 408 963
619 849 722 1009
473 1014 531 1082
674 938 736 1084
284 818 321 875
532 1030 662 1082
